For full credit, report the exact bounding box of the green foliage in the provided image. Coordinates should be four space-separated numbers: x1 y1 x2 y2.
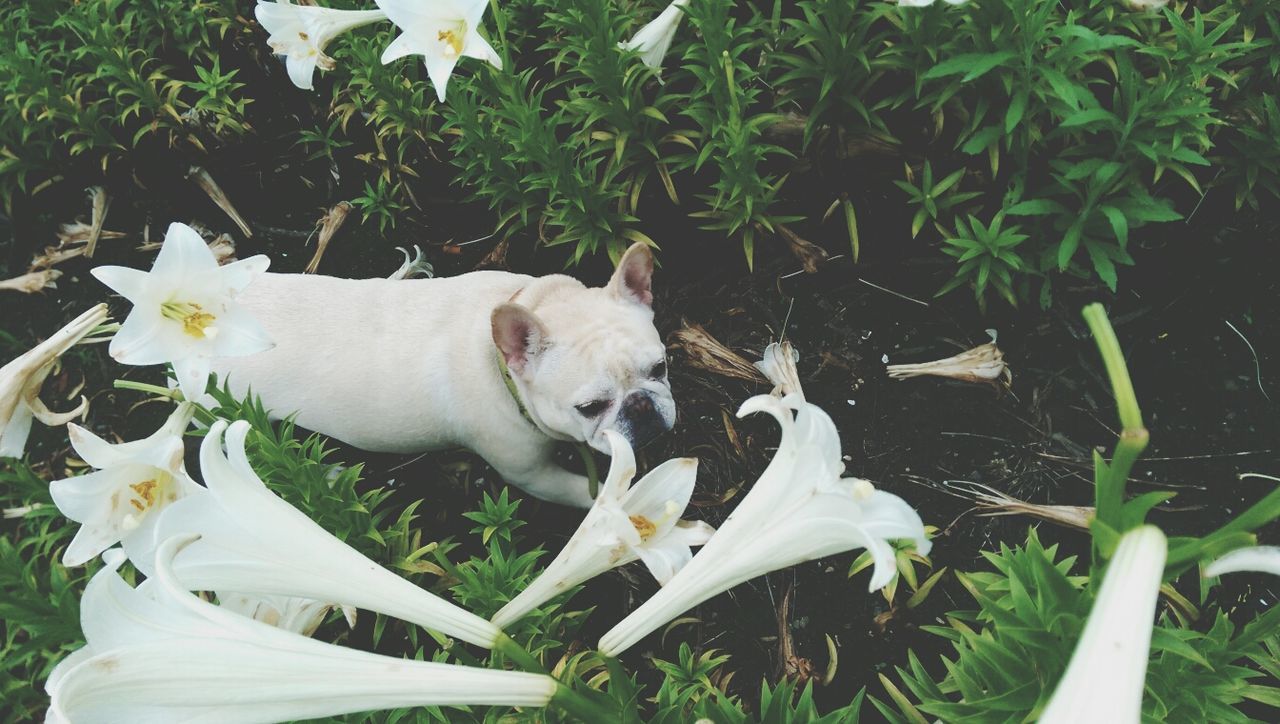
893 529 1279 723
6 0 1279 298
677 0 797 269
462 489 525 546
937 212 1027 310
0 0 250 206
0 461 89 721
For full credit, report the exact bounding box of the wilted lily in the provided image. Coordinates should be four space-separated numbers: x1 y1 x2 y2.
135 419 503 649
755 341 803 399
256 1 389 91
1204 545 1280 578
1041 525 1167 724
619 0 689 73
376 0 502 102
0 304 107 459
599 395 929 656
491 431 713 628
217 591 357 637
0 269 61 294
886 330 1010 385
50 402 200 567
46 541 558 723
91 221 273 402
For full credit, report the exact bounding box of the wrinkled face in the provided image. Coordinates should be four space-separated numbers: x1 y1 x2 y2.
520 297 675 453
492 243 676 453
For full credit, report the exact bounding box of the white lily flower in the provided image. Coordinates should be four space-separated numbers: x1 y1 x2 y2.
1204 546 1280 578
46 540 557 724
49 402 200 567
599 395 929 656
619 0 689 73
0 304 108 459
492 431 713 628
1041 525 1167 724
896 0 968 7
217 591 357 636
255 1 389 91
91 221 273 403
376 0 502 103
133 419 503 648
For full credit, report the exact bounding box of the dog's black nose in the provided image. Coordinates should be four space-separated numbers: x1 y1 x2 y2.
621 391 668 449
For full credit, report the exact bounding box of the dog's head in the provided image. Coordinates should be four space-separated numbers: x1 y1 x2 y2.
492 243 675 453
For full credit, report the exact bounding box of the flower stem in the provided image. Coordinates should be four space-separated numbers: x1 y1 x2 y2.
492 632 545 674
576 442 600 499
1082 304 1149 531
550 682 616 723
114 379 182 400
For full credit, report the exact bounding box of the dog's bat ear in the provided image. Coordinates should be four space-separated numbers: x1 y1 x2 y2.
607 243 654 308
492 303 550 374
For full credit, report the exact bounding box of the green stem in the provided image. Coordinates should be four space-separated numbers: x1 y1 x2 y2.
550 682 616 723
1082 304 1149 529
492 633 546 674
114 379 182 400
1082 303 1143 431
577 442 600 499
113 379 218 426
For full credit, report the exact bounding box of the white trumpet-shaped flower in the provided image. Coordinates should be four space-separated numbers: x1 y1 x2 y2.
599 395 929 656
256 1 389 91
46 540 557 724
0 304 107 458
375 0 502 103
92 221 273 403
492 431 713 628
50 402 200 567
618 0 689 73
1204 545 1280 578
1041 525 1167 724
133 419 503 648
217 591 357 637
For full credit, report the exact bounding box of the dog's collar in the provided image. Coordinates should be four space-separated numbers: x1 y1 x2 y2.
495 348 536 427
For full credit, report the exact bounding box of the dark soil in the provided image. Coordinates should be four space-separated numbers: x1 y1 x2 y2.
3 89 1279 716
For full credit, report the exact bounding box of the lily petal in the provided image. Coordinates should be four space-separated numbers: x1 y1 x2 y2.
173 355 214 404
89 266 154 306
139 420 504 648
1204 546 1280 578
381 32 420 64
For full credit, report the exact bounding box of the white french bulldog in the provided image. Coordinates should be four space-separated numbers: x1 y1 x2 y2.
213 243 674 508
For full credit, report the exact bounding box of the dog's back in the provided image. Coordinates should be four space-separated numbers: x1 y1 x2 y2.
215 271 530 453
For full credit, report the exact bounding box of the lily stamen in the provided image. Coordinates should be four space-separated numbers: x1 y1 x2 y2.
160 301 218 338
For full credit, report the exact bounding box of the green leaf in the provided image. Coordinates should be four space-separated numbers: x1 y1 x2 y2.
1057 223 1082 269
1100 205 1128 248
922 52 1016 82
1059 108 1118 128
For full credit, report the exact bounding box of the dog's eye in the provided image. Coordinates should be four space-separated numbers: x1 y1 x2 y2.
649 361 667 379
575 399 610 418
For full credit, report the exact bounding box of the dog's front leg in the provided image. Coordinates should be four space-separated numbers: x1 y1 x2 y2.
475 437 597 508
502 460 597 509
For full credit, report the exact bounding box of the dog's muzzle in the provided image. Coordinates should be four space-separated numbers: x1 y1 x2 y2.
619 391 671 449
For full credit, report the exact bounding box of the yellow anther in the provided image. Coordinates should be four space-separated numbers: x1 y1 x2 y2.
161 301 217 338
130 480 158 506
630 515 657 542
437 28 463 57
